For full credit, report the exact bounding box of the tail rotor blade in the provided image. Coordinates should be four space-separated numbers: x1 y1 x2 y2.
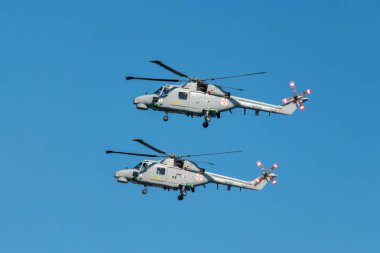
298 100 305 111
282 97 294 104
269 163 279 171
300 89 312 96
254 175 265 185
256 161 266 172
269 177 277 185
290 80 297 94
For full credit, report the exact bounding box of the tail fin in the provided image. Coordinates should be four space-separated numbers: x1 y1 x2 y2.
281 102 298 115
250 176 269 190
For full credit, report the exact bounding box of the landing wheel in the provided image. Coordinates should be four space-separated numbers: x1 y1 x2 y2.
142 188 147 194
202 122 209 128
163 115 168 121
178 195 184 201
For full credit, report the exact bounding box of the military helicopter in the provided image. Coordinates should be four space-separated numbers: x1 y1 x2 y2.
106 139 279 201
128 61 312 128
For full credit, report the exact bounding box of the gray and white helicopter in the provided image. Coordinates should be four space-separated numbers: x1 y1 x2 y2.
107 139 279 201
128 61 312 128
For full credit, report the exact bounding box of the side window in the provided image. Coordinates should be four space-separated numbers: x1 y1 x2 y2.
197 83 207 93
178 92 188 100
156 167 166 175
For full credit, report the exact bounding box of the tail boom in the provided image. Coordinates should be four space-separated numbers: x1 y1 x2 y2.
206 172 269 191
231 96 298 115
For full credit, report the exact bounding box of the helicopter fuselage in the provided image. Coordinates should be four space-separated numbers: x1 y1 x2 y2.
134 83 234 116
108 139 277 200
114 158 273 195
133 82 299 127
115 159 210 190
128 60 311 127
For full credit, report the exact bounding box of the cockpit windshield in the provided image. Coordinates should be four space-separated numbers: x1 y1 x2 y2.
154 87 162 95
133 162 142 169
138 162 149 173
161 87 170 97
154 86 172 97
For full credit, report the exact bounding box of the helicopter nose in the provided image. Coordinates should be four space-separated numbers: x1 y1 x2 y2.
134 95 150 105
115 170 129 183
133 95 157 110
115 170 127 178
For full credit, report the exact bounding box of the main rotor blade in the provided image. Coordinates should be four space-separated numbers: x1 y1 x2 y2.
150 60 190 79
189 160 215 166
126 76 182 82
217 85 244 91
105 150 161 158
133 138 167 155
202 71 266 81
179 150 241 158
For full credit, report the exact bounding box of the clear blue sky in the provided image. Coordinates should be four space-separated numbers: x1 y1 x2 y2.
1 1 379 252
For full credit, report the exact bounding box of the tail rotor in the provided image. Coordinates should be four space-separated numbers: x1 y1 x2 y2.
282 81 312 111
254 161 278 185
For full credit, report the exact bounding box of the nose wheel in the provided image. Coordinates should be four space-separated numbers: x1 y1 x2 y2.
163 114 168 121
202 122 209 128
178 194 184 201
142 187 147 194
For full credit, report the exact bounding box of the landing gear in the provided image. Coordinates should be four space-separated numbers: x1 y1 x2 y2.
142 187 147 194
203 112 211 128
163 114 168 121
178 186 187 201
